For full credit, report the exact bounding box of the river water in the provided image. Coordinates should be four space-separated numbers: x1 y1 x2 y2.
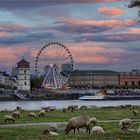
0 100 140 111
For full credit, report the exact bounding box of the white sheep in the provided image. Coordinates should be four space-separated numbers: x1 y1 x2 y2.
133 110 138 116
80 105 87 110
91 126 105 134
43 129 59 136
65 115 97 134
12 110 20 118
48 106 56 112
28 112 37 118
38 110 45 117
4 115 15 123
48 123 57 132
119 118 132 132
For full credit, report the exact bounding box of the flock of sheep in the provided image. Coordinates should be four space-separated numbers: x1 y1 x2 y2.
3 105 140 137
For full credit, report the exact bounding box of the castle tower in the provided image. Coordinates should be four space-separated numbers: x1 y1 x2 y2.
17 58 30 91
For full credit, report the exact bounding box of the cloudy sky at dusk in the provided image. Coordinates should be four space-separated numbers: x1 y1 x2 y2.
0 0 140 73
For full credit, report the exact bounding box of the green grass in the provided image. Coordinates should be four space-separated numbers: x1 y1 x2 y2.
0 123 140 140
0 107 140 124
0 107 140 139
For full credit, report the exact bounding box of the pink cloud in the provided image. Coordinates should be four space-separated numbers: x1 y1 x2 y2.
127 28 140 33
56 18 135 28
0 32 9 37
97 7 124 17
67 42 126 64
0 46 32 67
0 23 31 32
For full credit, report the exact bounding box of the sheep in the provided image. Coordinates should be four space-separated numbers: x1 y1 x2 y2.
28 112 37 118
48 123 57 132
119 118 132 132
16 106 22 111
64 115 97 134
43 129 59 136
91 126 105 134
67 105 78 112
62 107 67 113
38 110 45 117
133 110 138 116
42 107 50 112
130 106 135 110
4 115 15 123
12 110 20 118
49 106 56 112
80 105 87 110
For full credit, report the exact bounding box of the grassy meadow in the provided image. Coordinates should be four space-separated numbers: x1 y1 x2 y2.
0 107 140 139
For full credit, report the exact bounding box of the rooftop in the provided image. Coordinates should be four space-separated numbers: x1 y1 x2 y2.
17 59 30 64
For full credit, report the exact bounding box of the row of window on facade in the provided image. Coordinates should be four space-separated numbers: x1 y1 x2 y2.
123 81 140 86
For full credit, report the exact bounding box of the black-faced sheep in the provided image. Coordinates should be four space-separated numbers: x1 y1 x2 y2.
91 126 105 134
28 112 37 118
119 118 132 132
4 115 15 123
12 110 20 118
65 115 97 134
38 110 45 117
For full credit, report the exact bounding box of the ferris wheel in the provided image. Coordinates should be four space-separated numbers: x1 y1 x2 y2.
35 42 74 89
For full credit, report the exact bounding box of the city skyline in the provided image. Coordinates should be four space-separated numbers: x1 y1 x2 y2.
0 0 140 73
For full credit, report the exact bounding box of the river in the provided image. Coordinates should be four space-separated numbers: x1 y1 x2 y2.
0 100 140 111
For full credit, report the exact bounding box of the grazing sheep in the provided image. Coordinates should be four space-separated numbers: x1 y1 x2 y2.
48 123 57 132
28 112 36 118
80 105 87 110
119 118 132 132
4 115 15 123
16 106 22 111
43 129 59 136
12 110 20 118
49 106 56 112
65 115 97 134
67 105 78 112
130 106 135 110
133 110 138 116
42 107 50 112
38 110 45 117
91 126 105 134
89 117 97 127
62 107 67 113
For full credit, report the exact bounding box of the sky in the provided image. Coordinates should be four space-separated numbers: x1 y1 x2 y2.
0 0 140 73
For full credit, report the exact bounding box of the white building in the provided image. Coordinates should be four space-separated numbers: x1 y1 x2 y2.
0 71 17 89
17 59 30 91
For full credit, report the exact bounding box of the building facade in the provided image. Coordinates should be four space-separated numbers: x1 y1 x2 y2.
69 70 119 88
17 59 30 91
0 71 17 89
119 70 140 88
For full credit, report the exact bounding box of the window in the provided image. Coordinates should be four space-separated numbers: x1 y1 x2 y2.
24 70 26 74
24 76 26 80
24 81 27 85
125 81 128 86
132 81 135 86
